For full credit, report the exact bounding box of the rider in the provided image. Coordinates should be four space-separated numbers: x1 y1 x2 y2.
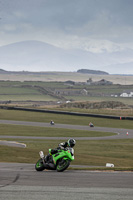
50 120 54 125
45 138 76 163
89 122 94 127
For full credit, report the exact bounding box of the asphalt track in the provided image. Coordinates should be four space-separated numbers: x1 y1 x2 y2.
0 163 133 200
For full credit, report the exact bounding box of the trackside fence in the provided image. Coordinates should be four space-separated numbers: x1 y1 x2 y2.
0 106 133 120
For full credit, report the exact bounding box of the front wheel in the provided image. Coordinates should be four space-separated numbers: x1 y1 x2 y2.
56 158 70 172
35 158 45 171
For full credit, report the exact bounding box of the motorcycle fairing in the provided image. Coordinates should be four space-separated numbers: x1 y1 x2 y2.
52 149 74 165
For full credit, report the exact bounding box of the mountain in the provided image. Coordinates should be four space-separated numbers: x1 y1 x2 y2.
0 69 7 73
0 40 75 71
0 40 133 73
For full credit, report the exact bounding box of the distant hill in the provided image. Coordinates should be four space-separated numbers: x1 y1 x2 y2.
0 69 8 73
77 69 109 75
0 40 133 74
0 40 89 72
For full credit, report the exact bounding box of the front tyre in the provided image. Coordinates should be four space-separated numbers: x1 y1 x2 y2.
56 158 70 172
35 158 45 171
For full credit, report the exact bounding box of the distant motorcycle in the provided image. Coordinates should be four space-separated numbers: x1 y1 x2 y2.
35 147 74 172
89 122 94 127
50 120 54 125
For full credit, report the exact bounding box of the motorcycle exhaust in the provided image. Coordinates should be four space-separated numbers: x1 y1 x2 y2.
39 151 56 170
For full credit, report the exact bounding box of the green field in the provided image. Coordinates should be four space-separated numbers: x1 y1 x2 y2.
0 109 133 170
0 80 133 107
0 78 133 170
0 94 57 101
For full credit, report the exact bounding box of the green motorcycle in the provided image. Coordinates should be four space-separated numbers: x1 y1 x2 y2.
35 147 74 172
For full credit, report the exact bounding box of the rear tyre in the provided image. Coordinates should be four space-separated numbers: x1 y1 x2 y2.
56 158 70 172
35 158 45 171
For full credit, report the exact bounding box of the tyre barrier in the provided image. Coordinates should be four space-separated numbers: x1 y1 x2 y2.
0 106 133 120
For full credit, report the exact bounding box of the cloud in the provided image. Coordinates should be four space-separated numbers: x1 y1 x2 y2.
0 0 133 53
2 24 16 32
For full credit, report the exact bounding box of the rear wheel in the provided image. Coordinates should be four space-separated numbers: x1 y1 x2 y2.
56 158 70 172
35 158 45 171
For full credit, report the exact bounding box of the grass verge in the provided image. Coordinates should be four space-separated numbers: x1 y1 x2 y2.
0 124 116 137
0 109 133 129
0 139 133 169
68 167 133 171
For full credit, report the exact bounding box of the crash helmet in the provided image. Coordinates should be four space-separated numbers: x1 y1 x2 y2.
68 138 76 147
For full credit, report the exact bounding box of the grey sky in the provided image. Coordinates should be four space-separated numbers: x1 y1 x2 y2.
0 0 133 52
0 0 133 73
